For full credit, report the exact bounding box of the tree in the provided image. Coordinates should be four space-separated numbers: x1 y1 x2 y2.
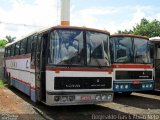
117 29 133 34
0 39 8 48
5 35 16 43
117 18 160 38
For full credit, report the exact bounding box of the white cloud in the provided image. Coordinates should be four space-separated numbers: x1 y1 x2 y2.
71 5 160 34
1 1 160 40
0 0 59 39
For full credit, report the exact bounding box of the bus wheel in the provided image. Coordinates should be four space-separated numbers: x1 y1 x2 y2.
122 92 132 96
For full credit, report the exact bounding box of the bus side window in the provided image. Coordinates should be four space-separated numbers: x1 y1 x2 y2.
31 36 37 66
27 36 32 54
15 42 20 56
11 44 15 56
20 39 27 55
31 42 36 66
4 48 7 58
7 47 11 57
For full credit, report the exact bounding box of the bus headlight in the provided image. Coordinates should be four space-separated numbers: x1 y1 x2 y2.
115 85 119 89
95 95 101 101
146 84 149 88
125 85 128 89
120 85 124 89
149 84 153 88
107 94 113 101
142 84 145 88
101 94 107 100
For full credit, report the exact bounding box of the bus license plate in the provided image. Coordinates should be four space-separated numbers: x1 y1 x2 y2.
81 96 91 101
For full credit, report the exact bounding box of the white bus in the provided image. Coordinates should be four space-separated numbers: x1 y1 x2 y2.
4 26 113 106
149 37 160 90
110 34 154 95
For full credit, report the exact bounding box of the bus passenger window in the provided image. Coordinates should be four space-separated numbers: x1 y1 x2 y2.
20 39 27 55
15 42 20 55
31 42 36 66
11 44 15 56
26 37 32 54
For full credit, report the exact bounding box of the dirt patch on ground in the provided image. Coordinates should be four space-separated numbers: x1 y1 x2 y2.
0 88 44 120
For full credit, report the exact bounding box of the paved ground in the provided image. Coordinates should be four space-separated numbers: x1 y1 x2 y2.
0 87 160 120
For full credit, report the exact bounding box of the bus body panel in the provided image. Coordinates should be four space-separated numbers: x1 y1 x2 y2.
45 70 113 105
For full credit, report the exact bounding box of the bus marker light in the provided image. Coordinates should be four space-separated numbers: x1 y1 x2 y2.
55 70 60 73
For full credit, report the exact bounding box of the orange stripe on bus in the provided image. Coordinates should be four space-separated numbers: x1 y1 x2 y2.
112 64 153 69
46 67 113 73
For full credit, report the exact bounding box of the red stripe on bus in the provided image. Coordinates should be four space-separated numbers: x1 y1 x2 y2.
46 67 113 73
12 77 30 86
31 86 36 90
12 77 36 90
5 56 31 60
112 64 153 69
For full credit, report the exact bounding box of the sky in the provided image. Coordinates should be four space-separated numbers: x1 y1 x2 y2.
0 0 160 40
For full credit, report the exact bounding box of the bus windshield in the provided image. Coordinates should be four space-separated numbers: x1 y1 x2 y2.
110 36 151 64
49 29 110 67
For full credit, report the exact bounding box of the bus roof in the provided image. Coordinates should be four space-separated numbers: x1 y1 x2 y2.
110 34 149 40
149 37 160 41
5 26 110 48
38 25 110 35
5 29 41 47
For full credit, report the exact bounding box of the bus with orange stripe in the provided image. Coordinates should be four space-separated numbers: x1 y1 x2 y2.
3 26 113 106
110 34 154 95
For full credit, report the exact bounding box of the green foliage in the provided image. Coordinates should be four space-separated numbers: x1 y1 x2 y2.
0 39 8 48
117 18 160 37
5 35 16 43
0 80 7 88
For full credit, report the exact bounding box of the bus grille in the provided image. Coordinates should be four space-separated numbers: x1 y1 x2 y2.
54 77 112 90
116 71 152 80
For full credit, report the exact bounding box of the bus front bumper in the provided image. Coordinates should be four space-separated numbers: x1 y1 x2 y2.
113 80 154 92
45 91 113 106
